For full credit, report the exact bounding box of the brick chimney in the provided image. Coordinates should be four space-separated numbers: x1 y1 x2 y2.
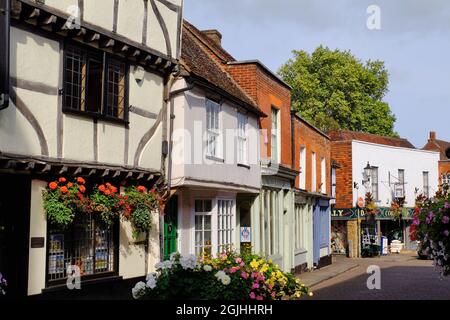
429 131 437 141
201 29 222 46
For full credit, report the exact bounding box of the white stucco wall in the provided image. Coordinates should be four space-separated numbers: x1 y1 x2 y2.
170 85 261 192
352 141 440 207
1 27 164 172
44 0 181 60
27 180 48 296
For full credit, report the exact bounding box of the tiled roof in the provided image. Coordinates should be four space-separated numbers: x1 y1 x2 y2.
424 139 450 160
328 130 416 149
181 21 264 116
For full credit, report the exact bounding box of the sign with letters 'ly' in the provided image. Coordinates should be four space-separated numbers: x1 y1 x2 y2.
240 227 251 243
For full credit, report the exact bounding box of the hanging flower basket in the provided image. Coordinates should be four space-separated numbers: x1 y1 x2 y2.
42 178 157 237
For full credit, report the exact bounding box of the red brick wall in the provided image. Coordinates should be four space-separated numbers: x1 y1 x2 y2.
292 117 331 196
227 63 293 168
440 161 450 182
331 141 353 208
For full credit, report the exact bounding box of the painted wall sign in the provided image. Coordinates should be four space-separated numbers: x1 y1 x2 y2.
30 237 45 248
240 227 251 243
331 207 414 220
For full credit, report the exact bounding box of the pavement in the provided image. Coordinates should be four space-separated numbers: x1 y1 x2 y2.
301 252 450 300
296 255 359 287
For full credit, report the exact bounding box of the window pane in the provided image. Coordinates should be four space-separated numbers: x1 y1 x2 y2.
86 58 103 113
204 215 211 230
195 200 203 213
106 59 126 119
204 200 212 212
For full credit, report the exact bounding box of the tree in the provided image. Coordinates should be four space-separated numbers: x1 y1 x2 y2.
278 46 398 137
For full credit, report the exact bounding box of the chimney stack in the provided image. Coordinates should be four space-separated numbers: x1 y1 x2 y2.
429 131 437 141
201 29 222 46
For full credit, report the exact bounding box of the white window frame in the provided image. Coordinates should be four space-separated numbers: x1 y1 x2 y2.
443 174 450 186
321 157 326 194
299 146 306 190
397 169 405 198
311 152 317 192
194 199 213 257
271 107 280 163
423 171 430 198
371 167 379 202
237 112 248 165
217 199 235 254
206 99 221 158
331 167 337 199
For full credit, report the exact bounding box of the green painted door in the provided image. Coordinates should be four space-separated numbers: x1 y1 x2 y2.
163 196 178 260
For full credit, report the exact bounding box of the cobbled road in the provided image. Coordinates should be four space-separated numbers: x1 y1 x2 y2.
307 253 450 300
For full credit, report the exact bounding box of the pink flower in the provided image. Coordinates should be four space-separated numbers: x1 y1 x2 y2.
256 295 263 301
271 292 276 298
230 267 239 274
241 271 248 279
445 202 450 209
442 216 450 224
251 272 258 279
257 274 266 282
444 230 449 237
235 258 242 264
249 292 256 299
252 283 259 289
240 262 245 267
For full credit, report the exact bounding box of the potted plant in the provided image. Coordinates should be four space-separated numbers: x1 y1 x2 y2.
390 197 407 221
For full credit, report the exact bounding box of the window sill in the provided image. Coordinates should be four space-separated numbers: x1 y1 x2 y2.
237 163 251 169
205 155 225 163
62 108 129 126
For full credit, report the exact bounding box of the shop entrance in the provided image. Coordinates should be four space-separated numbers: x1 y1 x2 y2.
0 174 31 298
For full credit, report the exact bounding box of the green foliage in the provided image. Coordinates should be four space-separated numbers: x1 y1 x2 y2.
131 206 152 239
278 46 398 136
42 195 74 229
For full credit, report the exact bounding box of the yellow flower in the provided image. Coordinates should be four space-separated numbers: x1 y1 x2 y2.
268 259 273 264
250 259 260 269
260 264 269 273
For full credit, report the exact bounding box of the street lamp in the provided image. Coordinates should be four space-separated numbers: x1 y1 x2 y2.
364 162 372 182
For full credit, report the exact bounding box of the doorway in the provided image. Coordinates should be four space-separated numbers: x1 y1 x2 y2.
0 174 31 298
163 195 178 260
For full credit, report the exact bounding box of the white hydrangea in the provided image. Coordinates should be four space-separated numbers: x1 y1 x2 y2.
132 281 147 299
203 265 212 272
215 271 226 280
170 252 178 262
163 260 174 269
146 274 157 289
180 254 197 270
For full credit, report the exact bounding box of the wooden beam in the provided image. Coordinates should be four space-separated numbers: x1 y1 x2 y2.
126 172 133 179
52 17 68 33
113 170 121 178
40 164 51 173
25 162 35 170
137 172 145 180
88 169 96 176
114 43 129 54
68 27 87 38
58 166 68 175
20 7 40 21
37 13 57 27
73 167 83 176
85 32 100 43
101 169 110 177
100 38 115 48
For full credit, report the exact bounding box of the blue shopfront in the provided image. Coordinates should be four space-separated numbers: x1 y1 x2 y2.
313 198 332 268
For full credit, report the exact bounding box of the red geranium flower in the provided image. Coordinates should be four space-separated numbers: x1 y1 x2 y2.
98 185 106 192
49 182 58 190
79 185 86 193
77 177 85 185
67 182 73 188
59 177 66 183
137 186 146 193
106 183 112 188
60 186 69 194
110 186 118 194
104 189 111 196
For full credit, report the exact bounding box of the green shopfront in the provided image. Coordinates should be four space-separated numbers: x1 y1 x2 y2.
331 207 416 257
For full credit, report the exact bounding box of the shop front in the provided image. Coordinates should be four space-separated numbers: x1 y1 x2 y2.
331 207 415 257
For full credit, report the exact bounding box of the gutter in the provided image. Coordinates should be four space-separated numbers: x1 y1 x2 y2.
0 0 10 110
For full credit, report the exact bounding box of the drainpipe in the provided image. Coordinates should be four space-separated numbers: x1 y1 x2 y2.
0 0 10 110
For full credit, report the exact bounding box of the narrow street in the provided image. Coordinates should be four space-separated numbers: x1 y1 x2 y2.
306 254 450 300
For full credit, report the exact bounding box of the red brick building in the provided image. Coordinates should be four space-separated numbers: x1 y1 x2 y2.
291 113 332 269
422 131 450 185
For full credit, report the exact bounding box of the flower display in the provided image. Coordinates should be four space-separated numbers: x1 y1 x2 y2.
43 178 157 235
132 251 310 300
410 185 450 276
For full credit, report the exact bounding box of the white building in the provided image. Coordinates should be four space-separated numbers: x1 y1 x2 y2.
166 22 265 258
0 0 182 298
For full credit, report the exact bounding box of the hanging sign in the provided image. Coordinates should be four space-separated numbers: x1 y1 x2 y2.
240 227 251 243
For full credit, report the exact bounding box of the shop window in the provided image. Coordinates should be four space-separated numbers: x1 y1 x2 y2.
63 43 128 121
47 213 117 285
194 199 212 256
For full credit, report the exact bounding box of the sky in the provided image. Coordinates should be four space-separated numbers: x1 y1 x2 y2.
184 0 450 147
